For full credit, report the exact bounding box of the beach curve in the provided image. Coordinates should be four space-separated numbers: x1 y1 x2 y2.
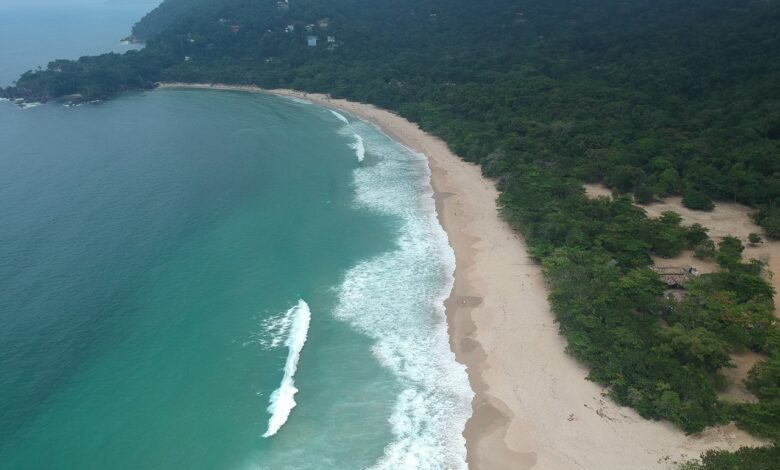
157 82 768 469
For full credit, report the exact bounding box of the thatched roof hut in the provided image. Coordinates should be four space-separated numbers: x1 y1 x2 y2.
652 266 699 288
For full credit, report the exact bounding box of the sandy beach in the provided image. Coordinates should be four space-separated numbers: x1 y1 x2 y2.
159 83 767 469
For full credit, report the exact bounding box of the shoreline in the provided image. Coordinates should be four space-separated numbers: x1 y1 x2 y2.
157 83 767 469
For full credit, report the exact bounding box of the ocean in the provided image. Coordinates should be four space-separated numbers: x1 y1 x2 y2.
0 0 150 87
0 3 472 469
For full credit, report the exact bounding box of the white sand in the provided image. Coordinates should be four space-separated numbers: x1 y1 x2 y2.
160 84 768 469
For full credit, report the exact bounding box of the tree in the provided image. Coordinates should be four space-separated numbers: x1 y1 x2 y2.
685 224 710 248
662 324 731 372
746 357 780 400
755 208 780 239
651 211 686 258
679 446 780 469
657 168 683 196
607 165 646 193
716 236 744 268
634 184 655 204
682 188 715 211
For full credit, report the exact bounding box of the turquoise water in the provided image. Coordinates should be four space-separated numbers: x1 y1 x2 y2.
0 88 472 468
0 3 473 467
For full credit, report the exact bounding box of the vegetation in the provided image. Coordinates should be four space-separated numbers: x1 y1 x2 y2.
755 207 780 239
679 445 780 470
130 0 232 41
2 0 779 465
3 0 778 225
682 188 715 212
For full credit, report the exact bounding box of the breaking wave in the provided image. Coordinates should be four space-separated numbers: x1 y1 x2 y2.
350 133 366 162
333 119 473 469
262 299 312 438
330 109 366 162
329 109 350 124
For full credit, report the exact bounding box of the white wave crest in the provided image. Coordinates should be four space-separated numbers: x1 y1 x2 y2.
329 109 367 162
350 132 366 162
262 299 312 438
329 109 350 124
334 120 473 469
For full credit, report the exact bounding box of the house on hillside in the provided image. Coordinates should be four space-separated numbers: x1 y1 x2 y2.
277 1 289 11
285 24 295 33
307 35 318 47
317 18 330 29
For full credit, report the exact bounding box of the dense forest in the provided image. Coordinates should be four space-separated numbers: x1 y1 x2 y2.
3 0 779 467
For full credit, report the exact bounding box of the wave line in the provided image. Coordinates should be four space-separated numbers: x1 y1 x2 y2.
262 299 312 438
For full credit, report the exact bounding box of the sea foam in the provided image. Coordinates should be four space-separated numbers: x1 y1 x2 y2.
262 299 312 438
334 120 473 469
330 110 366 162
350 133 366 162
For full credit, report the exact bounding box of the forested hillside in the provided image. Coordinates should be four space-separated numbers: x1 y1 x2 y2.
130 0 231 40
3 1 779 467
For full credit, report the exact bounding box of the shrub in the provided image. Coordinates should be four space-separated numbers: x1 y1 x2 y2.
685 224 710 248
679 445 780 469
682 188 715 211
716 236 744 268
634 185 655 204
694 240 717 260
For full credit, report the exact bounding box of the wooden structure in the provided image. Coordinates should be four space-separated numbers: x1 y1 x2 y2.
652 266 699 288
